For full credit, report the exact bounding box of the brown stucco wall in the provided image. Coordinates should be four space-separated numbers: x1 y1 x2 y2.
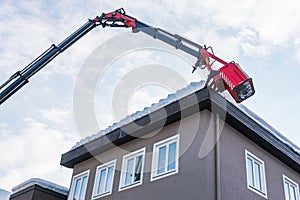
220 122 300 200
69 110 300 200
9 185 67 200
9 189 33 200
71 111 217 200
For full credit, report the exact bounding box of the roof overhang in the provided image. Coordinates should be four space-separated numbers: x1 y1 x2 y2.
60 88 300 173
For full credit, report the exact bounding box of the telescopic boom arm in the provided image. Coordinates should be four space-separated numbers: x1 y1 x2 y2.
0 18 103 105
98 8 205 71
98 8 255 102
0 8 255 105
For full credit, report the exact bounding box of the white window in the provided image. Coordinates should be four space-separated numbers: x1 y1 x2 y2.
151 134 179 181
119 148 146 191
245 150 267 198
283 175 300 200
92 160 116 199
68 170 89 200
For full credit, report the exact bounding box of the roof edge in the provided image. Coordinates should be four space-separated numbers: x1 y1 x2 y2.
61 88 300 173
11 178 68 196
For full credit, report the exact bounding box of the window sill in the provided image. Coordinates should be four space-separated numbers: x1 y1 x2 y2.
92 191 112 200
118 181 142 192
150 169 178 182
247 185 268 199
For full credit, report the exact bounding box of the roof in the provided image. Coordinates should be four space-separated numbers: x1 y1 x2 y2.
60 82 300 173
11 178 68 196
70 81 206 150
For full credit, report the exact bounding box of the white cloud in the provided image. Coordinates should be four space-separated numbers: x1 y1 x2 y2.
1 0 300 193
237 28 269 57
38 107 71 125
0 117 75 191
0 123 11 137
295 50 300 64
129 86 170 112
192 0 300 44
294 38 300 64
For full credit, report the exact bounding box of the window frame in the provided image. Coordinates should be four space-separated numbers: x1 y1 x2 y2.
118 147 146 191
92 160 116 199
283 174 300 200
68 170 90 200
151 134 180 181
245 150 268 199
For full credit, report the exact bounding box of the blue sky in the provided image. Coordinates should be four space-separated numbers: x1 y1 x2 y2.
0 0 300 192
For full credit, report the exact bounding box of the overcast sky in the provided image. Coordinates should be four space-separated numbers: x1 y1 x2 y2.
0 0 300 192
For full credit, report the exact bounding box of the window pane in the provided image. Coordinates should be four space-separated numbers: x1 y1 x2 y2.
290 185 296 200
125 158 134 186
105 166 114 192
134 155 143 182
254 162 262 191
79 176 87 200
247 158 254 187
158 146 166 174
73 179 81 200
284 182 290 200
98 168 107 194
167 142 177 171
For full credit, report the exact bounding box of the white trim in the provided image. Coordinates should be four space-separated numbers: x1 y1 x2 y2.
150 134 180 182
245 150 268 199
118 147 146 192
92 160 116 199
68 170 90 200
283 174 300 200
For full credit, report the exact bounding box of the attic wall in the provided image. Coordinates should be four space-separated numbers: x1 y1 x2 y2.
10 185 67 200
9 187 34 200
68 108 300 200
32 185 67 200
71 111 217 200
220 122 300 200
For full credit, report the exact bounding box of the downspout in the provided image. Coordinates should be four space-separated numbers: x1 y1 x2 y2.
215 114 221 200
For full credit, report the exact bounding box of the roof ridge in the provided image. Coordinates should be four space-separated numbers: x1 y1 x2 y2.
71 81 205 150
12 178 68 195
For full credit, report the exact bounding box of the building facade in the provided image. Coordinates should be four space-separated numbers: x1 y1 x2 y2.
61 87 300 200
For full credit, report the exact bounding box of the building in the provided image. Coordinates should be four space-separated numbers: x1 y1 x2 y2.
60 82 300 200
9 178 68 200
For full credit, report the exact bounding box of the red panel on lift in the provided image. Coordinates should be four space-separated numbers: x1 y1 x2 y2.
219 62 255 103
